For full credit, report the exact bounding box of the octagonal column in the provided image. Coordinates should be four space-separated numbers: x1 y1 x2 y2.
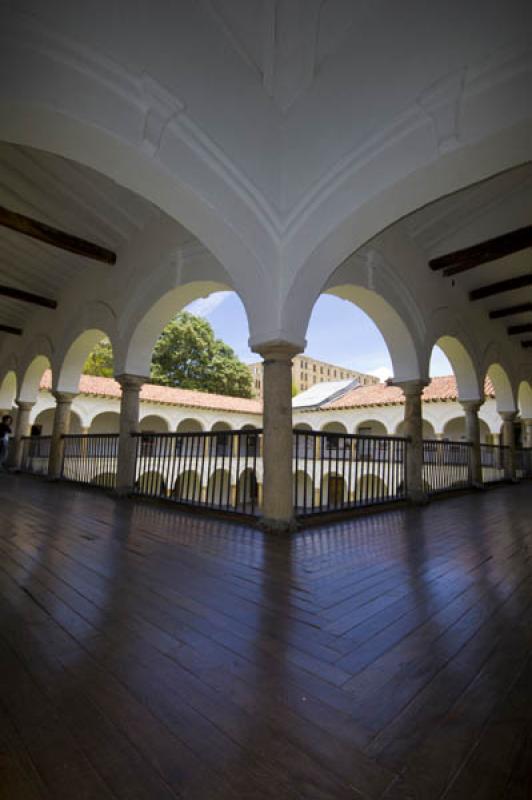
9 400 34 470
460 400 483 487
255 342 299 532
396 380 428 503
48 392 76 479
500 411 517 481
116 374 145 494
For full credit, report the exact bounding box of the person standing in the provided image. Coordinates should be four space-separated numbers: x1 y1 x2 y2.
0 414 13 473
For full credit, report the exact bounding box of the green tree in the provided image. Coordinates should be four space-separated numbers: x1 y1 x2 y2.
83 314 253 399
83 338 114 378
150 312 253 398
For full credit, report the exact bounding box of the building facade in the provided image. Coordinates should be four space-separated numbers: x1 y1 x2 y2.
248 355 378 398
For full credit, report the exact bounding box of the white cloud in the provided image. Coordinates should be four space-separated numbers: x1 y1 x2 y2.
369 366 393 383
185 291 231 318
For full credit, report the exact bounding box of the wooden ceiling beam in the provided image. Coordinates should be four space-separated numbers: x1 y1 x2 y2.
0 205 116 264
469 273 532 301
0 324 22 336
508 323 532 336
0 285 57 309
429 225 532 276
489 302 532 319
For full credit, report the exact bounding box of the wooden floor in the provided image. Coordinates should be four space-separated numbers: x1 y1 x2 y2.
0 477 531 799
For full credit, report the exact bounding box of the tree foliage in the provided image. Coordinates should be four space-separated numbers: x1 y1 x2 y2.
83 339 114 378
151 312 253 398
83 312 253 398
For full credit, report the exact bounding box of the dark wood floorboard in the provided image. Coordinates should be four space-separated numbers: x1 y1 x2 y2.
1 475 531 799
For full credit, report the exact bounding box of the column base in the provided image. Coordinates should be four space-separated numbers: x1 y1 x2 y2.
408 490 429 505
259 516 299 535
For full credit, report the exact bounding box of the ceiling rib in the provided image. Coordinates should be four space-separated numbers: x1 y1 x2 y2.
469 274 532 301
0 205 117 264
0 284 57 309
0 324 22 335
489 302 532 319
507 323 532 336
429 225 532 276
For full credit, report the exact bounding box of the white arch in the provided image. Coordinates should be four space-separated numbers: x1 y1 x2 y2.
280 122 532 344
518 381 532 418
0 370 17 411
431 335 481 401
18 354 52 404
139 415 169 433
324 285 420 381
176 418 204 433
55 327 113 394
485 363 516 413
89 411 121 434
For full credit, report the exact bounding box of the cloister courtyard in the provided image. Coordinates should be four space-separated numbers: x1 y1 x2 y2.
0 1 531 797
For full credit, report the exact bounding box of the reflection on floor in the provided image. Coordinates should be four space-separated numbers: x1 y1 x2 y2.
1 475 531 798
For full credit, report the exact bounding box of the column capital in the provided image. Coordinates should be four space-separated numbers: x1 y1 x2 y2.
460 399 483 414
115 374 146 392
253 341 301 363
52 390 77 404
393 378 429 397
499 410 518 422
15 399 34 411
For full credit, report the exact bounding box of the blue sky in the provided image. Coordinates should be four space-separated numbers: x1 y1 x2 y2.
185 291 452 381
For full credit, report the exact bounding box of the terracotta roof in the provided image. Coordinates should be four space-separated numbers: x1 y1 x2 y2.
323 375 495 411
39 371 262 415
39 371 494 414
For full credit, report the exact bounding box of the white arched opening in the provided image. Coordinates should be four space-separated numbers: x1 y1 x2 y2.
0 371 17 412
18 355 52 404
486 363 516 413
55 328 113 393
90 412 120 434
430 336 481 401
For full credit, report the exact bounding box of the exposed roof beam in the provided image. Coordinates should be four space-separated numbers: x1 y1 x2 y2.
430 225 532 276
522 340 532 349
469 274 532 301
489 302 532 319
508 323 532 336
0 205 116 264
0 284 57 309
0 324 22 336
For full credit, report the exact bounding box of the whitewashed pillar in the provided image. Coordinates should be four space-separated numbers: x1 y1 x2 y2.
9 400 34 470
461 400 483 487
255 342 299 532
521 418 532 449
116 374 145 493
500 410 517 481
396 380 428 503
48 392 76 479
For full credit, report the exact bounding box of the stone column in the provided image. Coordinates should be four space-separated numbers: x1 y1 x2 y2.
116 374 145 494
396 380 428 503
256 342 299 532
9 400 34 470
48 392 76 479
521 418 532 449
500 411 517 481
461 400 483 487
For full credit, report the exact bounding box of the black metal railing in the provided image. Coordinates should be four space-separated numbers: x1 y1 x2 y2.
61 434 119 488
20 435 51 475
516 448 532 479
293 430 407 515
480 444 508 483
422 440 472 494
132 430 262 514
